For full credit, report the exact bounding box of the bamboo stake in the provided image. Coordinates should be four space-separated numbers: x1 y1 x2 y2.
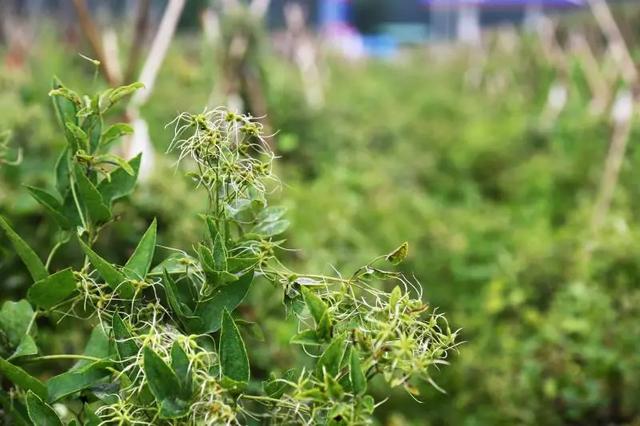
124 0 151 84
71 0 117 85
129 0 186 110
587 0 638 231
591 90 634 231
126 0 186 180
569 33 610 115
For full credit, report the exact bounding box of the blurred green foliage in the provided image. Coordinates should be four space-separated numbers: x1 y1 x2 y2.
1 26 640 425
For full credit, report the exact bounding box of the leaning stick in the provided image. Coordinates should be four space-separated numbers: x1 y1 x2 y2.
71 0 117 85
587 0 638 231
129 0 186 111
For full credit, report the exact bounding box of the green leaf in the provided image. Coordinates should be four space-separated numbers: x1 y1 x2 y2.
28 268 77 309
0 300 35 356
65 123 89 151
47 361 111 403
263 369 297 399
290 329 323 346
325 373 344 400
78 326 114 365
26 186 71 229
50 77 79 151
78 239 134 299
170 343 192 397
142 347 188 419
213 233 227 273
123 219 157 279
74 165 111 223
219 309 250 384
10 335 38 360
0 357 47 399
112 313 139 361
227 255 259 274
349 349 367 396
150 254 197 276
257 206 287 223
26 391 62 426
97 154 141 205
102 82 144 110
55 149 71 197
101 123 133 149
82 113 102 153
94 154 134 175
0 216 47 281
386 242 409 265
206 216 221 243
316 311 333 341
301 286 329 326
315 334 347 378
142 347 181 401
170 343 190 382
162 269 188 319
253 219 289 237
188 270 253 333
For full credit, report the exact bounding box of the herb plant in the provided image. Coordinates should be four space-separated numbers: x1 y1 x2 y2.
0 80 457 425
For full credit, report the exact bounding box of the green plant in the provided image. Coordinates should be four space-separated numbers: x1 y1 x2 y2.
0 81 457 425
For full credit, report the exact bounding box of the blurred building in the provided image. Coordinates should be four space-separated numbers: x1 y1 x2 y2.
295 0 587 50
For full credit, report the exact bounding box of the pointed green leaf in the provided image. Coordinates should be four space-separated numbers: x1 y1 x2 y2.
142 347 188 418
263 369 297 399
253 219 289 237
94 154 134 175
123 219 157 279
257 206 287 223
159 398 189 419
65 123 89 151
0 300 35 356
97 154 141 205
78 326 114 366
143 347 181 401
188 270 253 333
9 335 38 360
0 357 47 399
315 334 347 378
162 269 188 318
171 343 190 382
112 313 138 361
50 77 79 151
219 310 250 383
386 242 409 265
26 391 62 426
101 123 134 149
206 216 221 243
82 113 102 153
26 186 70 229
47 361 111 403
0 216 47 281
350 349 367 395
213 233 227 273
102 82 144 110
74 165 111 223
55 149 71 197
301 286 328 326
290 329 323 346
316 311 333 341
28 268 77 309
170 343 192 397
78 239 134 299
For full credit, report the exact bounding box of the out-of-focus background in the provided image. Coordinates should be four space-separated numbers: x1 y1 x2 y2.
1 0 640 424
